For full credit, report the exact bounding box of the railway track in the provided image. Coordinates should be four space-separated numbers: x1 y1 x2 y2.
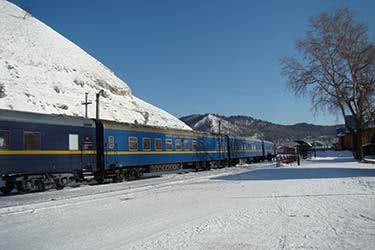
0 162 276 216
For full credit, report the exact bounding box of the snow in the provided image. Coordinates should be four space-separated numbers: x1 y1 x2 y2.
192 114 262 139
1 151 375 250
193 114 242 135
0 1 190 130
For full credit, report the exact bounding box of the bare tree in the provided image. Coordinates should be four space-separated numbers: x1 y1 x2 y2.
281 8 375 160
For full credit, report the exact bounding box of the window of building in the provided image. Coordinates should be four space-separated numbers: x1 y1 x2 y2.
69 134 79 150
143 137 151 151
166 139 172 151
155 138 162 151
184 140 190 151
128 137 138 151
192 140 197 151
175 139 181 151
0 130 10 150
24 131 41 150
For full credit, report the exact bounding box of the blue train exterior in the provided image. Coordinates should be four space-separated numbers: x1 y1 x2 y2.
263 141 276 160
98 120 228 176
227 136 263 162
0 110 97 192
0 109 275 193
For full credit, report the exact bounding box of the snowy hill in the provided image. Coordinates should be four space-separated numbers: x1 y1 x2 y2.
180 113 339 143
0 1 190 130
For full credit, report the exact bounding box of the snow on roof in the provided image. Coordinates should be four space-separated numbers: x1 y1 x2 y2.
0 0 191 130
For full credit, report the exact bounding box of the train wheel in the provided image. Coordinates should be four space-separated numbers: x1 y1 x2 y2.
16 181 26 193
25 180 36 192
0 186 13 194
35 180 45 192
138 169 144 178
55 180 65 190
134 169 141 179
61 177 68 186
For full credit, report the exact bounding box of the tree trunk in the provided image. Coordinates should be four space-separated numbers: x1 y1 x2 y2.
352 129 363 160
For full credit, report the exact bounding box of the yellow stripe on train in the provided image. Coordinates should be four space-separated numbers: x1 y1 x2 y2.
103 150 224 155
0 150 96 155
0 149 257 155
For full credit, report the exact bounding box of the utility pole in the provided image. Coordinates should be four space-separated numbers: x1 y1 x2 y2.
81 92 92 118
218 120 221 135
96 90 104 120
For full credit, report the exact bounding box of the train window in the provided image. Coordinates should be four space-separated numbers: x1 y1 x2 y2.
155 138 162 151
24 131 41 150
192 140 197 151
175 139 181 151
0 130 10 150
108 136 115 149
128 137 138 151
184 140 190 151
143 137 151 151
166 139 172 151
69 134 79 150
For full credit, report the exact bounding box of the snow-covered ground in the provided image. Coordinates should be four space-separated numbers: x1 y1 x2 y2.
1 152 375 250
0 1 190 130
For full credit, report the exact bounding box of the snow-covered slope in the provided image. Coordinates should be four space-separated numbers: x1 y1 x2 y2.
193 114 242 134
0 1 190 130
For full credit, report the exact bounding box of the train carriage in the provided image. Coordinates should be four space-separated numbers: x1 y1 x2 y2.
227 136 264 164
96 120 228 179
0 110 97 193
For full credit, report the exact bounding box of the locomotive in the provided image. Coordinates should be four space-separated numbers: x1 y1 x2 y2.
0 109 275 193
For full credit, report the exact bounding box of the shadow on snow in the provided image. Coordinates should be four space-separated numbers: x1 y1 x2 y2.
307 157 355 163
213 167 375 181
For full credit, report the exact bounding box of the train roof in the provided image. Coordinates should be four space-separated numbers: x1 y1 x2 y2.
0 109 96 128
0 110 274 143
226 135 274 144
100 119 220 137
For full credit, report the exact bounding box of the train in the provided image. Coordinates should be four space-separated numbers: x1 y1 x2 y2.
0 109 275 193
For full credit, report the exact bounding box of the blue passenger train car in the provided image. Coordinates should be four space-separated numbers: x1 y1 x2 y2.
95 120 228 179
0 110 96 192
227 136 264 163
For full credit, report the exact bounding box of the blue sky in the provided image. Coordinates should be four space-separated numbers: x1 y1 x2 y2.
10 0 375 125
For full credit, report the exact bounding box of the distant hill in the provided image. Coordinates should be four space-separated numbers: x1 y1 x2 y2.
180 113 340 145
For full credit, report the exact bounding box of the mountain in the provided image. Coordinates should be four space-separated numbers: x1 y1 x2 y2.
180 113 339 144
0 1 190 130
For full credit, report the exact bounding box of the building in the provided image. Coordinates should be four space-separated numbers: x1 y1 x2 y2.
336 127 375 153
